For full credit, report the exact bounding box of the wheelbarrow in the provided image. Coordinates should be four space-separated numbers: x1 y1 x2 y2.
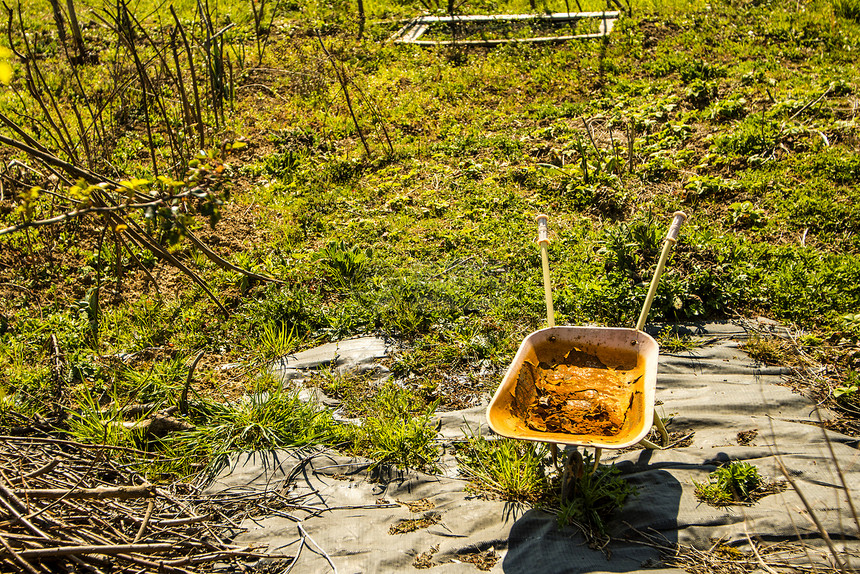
487 212 686 471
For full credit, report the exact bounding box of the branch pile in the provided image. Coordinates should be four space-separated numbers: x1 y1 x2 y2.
0 436 294 572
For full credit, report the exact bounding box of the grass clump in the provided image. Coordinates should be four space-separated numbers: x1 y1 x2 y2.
657 325 699 353
65 388 146 450
742 334 788 365
351 384 442 473
258 322 301 361
694 461 765 506
163 381 348 476
316 240 374 288
455 434 549 502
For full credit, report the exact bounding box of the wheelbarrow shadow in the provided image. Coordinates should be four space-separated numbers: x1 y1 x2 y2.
503 451 682 573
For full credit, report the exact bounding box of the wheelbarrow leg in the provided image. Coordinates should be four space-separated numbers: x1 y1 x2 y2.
639 409 670 449
587 447 602 476
653 408 670 446
561 448 603 501
560 450 584 503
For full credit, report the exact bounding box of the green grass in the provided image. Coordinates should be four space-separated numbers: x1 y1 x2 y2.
160 380 350 478
455 434 550 501
348 383 442 472
1 0 860 485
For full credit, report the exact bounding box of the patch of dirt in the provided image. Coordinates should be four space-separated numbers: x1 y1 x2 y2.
822 417 860 437
412 544 499 571
0 194 269 317
668 430 696 448
521 362 641 436
638 18 681 50
195 200 273 255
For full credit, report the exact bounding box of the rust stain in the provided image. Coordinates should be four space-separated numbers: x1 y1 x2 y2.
512 348 644 437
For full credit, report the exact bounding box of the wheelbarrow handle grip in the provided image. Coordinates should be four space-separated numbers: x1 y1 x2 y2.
666 211 687 243
536 214 549 245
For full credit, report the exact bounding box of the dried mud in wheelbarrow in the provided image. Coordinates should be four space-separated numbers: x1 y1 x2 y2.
488 326 658 449
517 360 644 436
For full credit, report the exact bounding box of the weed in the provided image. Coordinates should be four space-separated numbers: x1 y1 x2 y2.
657 325 698 353
455 434 548 501
841 314 860 338
598 215 663 279
562 182 628 218
742 334 786 365
834 371 860 406
259 322 300 360
71 288 101 347
683 175 740 202
835 381 859 404
316 240 373 287
727 201 766 228
694 461 765 506
712 116 779 159
557 453 637 537
706 97 747 122
246 284 325 338
679 59 726 83
355 393 441 473
798 334 823 347
641 152 679 183
685 79 717 109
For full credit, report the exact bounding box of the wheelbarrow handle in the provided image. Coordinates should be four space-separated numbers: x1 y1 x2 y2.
634 211 687 332
535 214 554 328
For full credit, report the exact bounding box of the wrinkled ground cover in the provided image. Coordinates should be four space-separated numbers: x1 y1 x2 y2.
1 0 860 480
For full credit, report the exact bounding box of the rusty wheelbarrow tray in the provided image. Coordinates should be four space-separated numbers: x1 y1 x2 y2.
487 325 658 449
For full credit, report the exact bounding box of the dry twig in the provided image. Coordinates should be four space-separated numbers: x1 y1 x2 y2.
0 437 297 572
